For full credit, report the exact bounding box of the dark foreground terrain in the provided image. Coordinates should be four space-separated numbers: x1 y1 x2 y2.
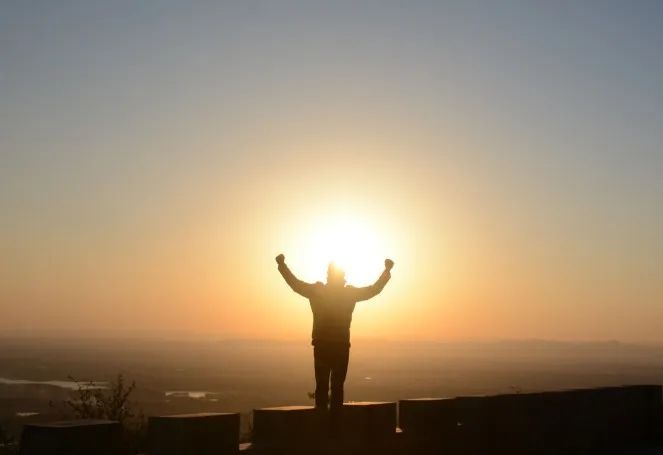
2 337 663 442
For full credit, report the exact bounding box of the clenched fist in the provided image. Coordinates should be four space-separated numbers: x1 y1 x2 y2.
275 254 285 265
385 258 394 271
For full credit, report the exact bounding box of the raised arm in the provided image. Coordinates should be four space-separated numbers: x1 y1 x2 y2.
351 258 394 302
275 254 315 299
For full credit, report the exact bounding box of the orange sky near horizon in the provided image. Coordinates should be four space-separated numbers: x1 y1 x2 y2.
3 129 660 343
2 1 662 342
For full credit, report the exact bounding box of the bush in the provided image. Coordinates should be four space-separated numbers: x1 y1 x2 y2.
51 373 147 454
65 374 136 425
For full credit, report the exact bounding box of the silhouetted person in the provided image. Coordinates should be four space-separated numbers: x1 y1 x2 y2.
275 254 393 427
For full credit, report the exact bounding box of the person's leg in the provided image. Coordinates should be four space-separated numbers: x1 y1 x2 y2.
328 344 350 436
313 345 331 409
329 344 350 409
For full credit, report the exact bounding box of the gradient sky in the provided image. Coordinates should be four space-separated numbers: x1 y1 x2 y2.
1 1 662 341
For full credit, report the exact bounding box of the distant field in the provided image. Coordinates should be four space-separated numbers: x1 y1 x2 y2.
2 337 663 439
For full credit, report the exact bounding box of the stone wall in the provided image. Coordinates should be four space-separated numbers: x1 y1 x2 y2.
19 385 662 454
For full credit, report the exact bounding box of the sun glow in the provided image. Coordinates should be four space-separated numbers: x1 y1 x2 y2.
293 214 388 286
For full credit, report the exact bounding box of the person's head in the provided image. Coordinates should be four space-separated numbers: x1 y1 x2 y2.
326 262 346 287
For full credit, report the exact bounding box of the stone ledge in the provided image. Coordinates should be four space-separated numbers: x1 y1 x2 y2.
399 385 663 453
252 405 324 449
340 401 397 443
148 412 239 455
19 419 121 455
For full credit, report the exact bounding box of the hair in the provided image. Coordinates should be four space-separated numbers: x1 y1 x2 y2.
327 262 346 285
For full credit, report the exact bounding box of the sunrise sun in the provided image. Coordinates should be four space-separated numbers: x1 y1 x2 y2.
292 214 388 286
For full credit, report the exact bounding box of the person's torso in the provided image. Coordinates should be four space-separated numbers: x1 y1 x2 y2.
308 284 358 345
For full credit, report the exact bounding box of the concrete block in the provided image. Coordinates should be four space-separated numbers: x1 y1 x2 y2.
252 405 324 449
620 385 662 443
340 401 397 444
19 419 121 455
483 392 564 452
148 412 239 455
577 385 663 449
239 442 255 453
400 393 568 454
399 396 484 453
398 397 457 438
311 385 662 454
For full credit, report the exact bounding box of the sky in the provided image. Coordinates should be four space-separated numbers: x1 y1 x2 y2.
1 1 662 342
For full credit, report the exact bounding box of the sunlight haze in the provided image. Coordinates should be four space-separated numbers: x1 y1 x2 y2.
1 1 662 342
